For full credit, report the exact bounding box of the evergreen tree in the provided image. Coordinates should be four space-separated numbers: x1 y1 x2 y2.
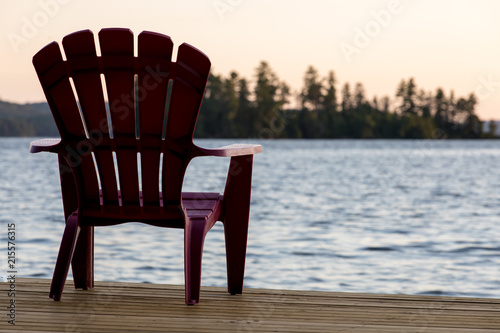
433 88 447 129
301 66 323 111
396 78 417 114
253 61 288 138
341 83 352 112
448 90 456 124
224 71 240 122
235 77 253 137
463 94 480 138
353 82 366 109
322 71 337 112
417 89 432 118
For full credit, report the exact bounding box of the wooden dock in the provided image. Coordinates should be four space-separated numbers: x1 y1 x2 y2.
2 278 500 332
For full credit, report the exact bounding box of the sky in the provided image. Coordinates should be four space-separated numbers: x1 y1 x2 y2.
1 0 500 120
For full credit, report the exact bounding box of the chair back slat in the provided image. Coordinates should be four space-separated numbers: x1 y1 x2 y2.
165 44 211 143
33 43 86 138
33 41 101 205
62 30 119 206
99 29 140 205
162 43 211 206
137 31 173 206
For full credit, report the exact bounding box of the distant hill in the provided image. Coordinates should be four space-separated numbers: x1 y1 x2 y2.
0 100 58 137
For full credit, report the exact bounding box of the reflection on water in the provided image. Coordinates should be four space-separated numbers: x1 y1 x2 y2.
1 138 500 297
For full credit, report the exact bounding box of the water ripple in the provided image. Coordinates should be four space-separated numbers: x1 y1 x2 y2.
361 246 399 252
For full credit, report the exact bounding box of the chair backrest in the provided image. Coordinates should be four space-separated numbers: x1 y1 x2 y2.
33 28 211 213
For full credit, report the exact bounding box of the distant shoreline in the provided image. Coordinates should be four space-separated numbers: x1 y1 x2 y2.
1 99 498 139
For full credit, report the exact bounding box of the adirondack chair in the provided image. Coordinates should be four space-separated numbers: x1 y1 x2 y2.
29 28 262 305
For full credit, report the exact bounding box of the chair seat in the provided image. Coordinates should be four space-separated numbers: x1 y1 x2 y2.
182 192 223 220
80 192 223 227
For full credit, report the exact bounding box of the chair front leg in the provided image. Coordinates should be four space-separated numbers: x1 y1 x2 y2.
184 217 209 305
58 155 94 290
50 212 81 301
71 225 94 290
222 155 254 295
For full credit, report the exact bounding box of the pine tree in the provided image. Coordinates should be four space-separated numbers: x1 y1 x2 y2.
341 83 352 112
301 66 323 112
322 71 337 112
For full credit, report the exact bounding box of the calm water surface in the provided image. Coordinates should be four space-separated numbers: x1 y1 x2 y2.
1 138 500 298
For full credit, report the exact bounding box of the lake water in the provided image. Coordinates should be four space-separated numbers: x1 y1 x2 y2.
1 138 500 298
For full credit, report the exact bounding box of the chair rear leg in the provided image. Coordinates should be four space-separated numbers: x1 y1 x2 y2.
50 213 81 301
184 218 208 305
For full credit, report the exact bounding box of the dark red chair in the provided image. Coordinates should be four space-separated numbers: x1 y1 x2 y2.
29 28 262 305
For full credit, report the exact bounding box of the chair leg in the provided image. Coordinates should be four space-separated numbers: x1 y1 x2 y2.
71 225 94 290
222 155 253 295
184 218 208 305
49 213 81 301
58 156 94 290
223 210 249 295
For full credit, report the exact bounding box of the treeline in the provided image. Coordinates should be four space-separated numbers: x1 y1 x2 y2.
196 62 499 139
0 62 497 138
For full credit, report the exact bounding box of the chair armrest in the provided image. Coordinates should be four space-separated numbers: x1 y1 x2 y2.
29 138 64 154
193 143 262 157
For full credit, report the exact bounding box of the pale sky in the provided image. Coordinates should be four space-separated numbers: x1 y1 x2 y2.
1 0 500 120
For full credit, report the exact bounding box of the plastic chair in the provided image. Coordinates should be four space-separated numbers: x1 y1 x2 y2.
29 28 262 305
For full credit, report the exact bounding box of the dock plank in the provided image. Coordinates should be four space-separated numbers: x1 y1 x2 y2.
1 278 499 332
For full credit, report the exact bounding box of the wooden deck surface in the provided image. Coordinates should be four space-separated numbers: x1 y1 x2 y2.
1 278 500 332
